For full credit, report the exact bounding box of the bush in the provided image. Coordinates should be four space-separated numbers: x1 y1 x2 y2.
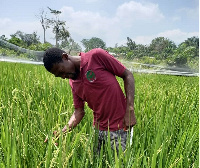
28 43 53 51
141 56 162 65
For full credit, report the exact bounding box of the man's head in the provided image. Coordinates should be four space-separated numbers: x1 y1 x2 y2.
43 47 79 80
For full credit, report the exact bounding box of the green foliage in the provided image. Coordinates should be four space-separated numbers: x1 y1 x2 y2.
183 36 199 49
127 37 136 50
149 37 176 59
141 56 162 65
0 46 29 58
0 62 199 167
81 37 106 52
8 36 24 47
126 51 134 60
107 36 198 70
0 35 7 41
46 7 70 47
60 38 82 54
28 42 53 51
134 44 149 58
187 57 199 72
10 31 40 47
167 37 199 69
1 30 199 70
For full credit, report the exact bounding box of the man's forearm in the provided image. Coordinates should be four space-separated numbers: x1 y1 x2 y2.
122 69 136 128
68 109 85 128
123 69 135 107
62 108 85 132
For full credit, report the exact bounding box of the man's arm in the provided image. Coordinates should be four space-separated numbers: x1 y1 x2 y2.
62 107 85 132
44 108 85 143
121 69 136 129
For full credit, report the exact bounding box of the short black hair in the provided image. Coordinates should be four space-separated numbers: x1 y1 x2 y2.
43 47 66 72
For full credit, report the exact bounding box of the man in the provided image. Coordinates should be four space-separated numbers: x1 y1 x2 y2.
43 47 136 152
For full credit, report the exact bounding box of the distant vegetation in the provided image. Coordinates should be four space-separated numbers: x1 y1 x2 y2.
0 7 198 70
0 34 198 72
108 36 199 71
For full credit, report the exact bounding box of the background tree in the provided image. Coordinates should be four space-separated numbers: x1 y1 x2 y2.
134 44 149 58
8 31 40 47
169 43 188 67
167 37 199 68
81 37 106 52
36 9 49 43
8 35 24 47
0 35 7 41
47 7 70 47
149 37 176 60
56 25 70 47
181 36 199 58
60 37 82 54
127 37 136 51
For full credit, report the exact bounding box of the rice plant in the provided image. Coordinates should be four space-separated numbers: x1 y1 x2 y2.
0 62 199 167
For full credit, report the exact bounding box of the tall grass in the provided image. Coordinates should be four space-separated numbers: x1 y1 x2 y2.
0 62 199 167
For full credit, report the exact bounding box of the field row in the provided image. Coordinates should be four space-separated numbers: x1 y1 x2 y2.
0 62 199 167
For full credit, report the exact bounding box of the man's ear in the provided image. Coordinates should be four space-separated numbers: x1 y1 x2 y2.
62 53 68 60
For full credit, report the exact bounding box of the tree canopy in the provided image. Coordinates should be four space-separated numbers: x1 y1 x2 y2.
46 7 70 47
81 37 106 52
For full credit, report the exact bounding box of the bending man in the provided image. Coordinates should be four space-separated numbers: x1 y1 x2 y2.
43 47 136 152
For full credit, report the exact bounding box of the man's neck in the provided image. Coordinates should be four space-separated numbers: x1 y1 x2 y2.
69 55 81 70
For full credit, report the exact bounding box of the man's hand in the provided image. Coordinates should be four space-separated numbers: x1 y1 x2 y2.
44 136 48 143
44 126 69 144
62 125 67 133
44 108 84 144
121 69 137 130
123 106 136 130
44 131 59 146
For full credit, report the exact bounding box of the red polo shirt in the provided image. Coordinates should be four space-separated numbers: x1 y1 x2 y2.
69 48 126 131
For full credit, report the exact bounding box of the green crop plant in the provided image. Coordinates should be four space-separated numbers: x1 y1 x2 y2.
0 62 199 167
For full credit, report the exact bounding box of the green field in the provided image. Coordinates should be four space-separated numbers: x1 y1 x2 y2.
0 62 199 168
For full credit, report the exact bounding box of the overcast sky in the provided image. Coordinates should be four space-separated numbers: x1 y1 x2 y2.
0 0 199 48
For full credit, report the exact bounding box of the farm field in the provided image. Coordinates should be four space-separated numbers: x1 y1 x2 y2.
0 62 199 168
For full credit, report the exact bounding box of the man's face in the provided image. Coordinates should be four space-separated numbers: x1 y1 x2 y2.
50 60 79 80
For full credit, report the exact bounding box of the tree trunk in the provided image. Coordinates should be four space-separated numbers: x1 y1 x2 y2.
56 26 58 47
43 26 46 43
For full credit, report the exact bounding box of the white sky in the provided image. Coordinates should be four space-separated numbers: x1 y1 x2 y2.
0 0 199 48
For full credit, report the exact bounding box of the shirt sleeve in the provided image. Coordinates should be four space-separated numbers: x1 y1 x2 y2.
94 48 126 77
71 88 85 109
69 80 84 109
